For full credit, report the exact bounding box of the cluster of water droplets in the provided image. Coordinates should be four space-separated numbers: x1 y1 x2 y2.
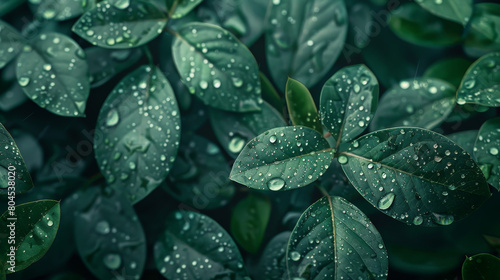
0 136 31 191
0 22 24 69
17 204 58 259
473 118 500 187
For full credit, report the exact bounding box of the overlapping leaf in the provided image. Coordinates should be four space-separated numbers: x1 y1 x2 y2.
286 78 322 133
415 0 472 25
474 117 500 190
0 20 25 69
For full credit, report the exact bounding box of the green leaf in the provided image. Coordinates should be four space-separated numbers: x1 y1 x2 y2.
0 122 33 194
154 210 249 279
320 64 379 146
74 188 146 280
172 22 262 112
72 0 167 49
16 32 90 117
230 193 271 253
0 200 60 273
266 0 348 90
31 0 95 21
464 3 500 57
286 196 388 279
230 126 334 191
0 20 25 69
340 127 491 226
209 101 286 158
0 0 25 17
456 52 500 107
414 0 472 25
371 78 456 130
162 134 235 209
286 78 322 133
259 72 282 113
256 231 290 279
86 47 142 88
462 253 500 280
167 0 203 19
423 57 473 88
388 3 463 47
474 117 500 190
447 130 478 157
94 65 181 204
483 235 500 254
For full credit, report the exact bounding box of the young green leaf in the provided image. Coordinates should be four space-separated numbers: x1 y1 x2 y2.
457 52 500 107
0 200 60 273
285 78 322 133
388 3 463 47
30 0 95 21
154 210 249 279
0 20 25 69
371 78 456 130
320 64 379 146
74 188 146 280
462 253 500 280
414 0 472 25
230 126 334 191
72 0 167 49
230 193 271 253
256 231 290 279
259 72 282 113
172 22 262 112
86 47 142 88
286 196 388 279
0 122 34 194
340 127 491 226
447 130 478 157
464 3 500 57
16 33 89 117
166 0 203 19
94 65 181 204
474 117 500 190
423 57 473 88
209 101 286 158
266 0 348 90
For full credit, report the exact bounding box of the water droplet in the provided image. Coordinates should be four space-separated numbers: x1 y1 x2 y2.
47 220 54 227
434 156 442 163
406 105 414 114
95 220 110 234
106 109 119 127
228 136 245 153
269 135 277 143
489 147 498 155
358 120 365 127
432 213 454 225
232 77 243 88
113 0 130 9
106 38 116 46
268 177 285 191
457 98 466 105
213 79 221 88
413 216 423 225
129 162 136 170
199 80 208 89
18 77 30 87
378 192 395 210
464 79 475 89
400 81 410 89
272 0 280 5
103 253 122 270
353 84 361 93
338 155 348 164
290 251 301 261
367 163 374 169
43 64 52 71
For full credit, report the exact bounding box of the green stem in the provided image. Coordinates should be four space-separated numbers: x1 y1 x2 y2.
142 45 154 66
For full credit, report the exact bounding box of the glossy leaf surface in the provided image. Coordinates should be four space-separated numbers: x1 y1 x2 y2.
286 77 322 133
415 0 472 25
462 253 500 280
0 20 25 69
474 117 500 190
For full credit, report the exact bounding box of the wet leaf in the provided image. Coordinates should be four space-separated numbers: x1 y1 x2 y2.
259 72 282 113
474 117 500 190
230 126 334 191
94 65 181 204
388 3 463 47
256 231 290 279
209 101 286 158
0 200 60 273
320 64 379 146
414 0 472 25
74 188 146 280
423 57 473 88
0 122 34 194
72 0 167 49
457 52 500 107
231 193 271 253
30 0 95 21
464 3 500 57
286 77 322 133
371 78 456 130
0 20 25 69
16 33 90 117
287 196 388 279
447 130 478 157
154 210 249 279
166 0 203 19
266 0 348 90
86 47 142 88
340 127 491 226
172 22 262 112
462 253 500 280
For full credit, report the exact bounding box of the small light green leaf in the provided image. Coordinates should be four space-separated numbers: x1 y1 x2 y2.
172 22 262 112
154 210 249 279
462 253 500 280
256 231 290 279
86 47 142 88
162 134 235 209
167 0 203 19
94 65 181 204
209 101 286 158
266 0 348 90
286 78 322 133
231 193 271 253
414 0 472 25
447 130 478 157
320 64 379 146
72 0 167 49
16 32 90 117
260 72 282 113
287 196 388 279
388 3 463 47
457 52 500 107
31 0 95 21
230 126 334 191
340 127 491 226
423 57 473 88
464 3 500 57
474 117 500 190
74 188 146 280
0 200 60 273
0 122 33 194
0 20 25 69
371 78 456 130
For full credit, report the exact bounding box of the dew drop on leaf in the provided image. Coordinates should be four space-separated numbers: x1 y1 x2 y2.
95 220 110 235
228 136 245 153
432 213 454 225
413 216 423 225
105 109 119 127
290 251 301 261
18 77 30 87
268 177 285 191
103 253 122 270
489 147 499 155
269 135 277 143
338 155 348 164
378 192 395 210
